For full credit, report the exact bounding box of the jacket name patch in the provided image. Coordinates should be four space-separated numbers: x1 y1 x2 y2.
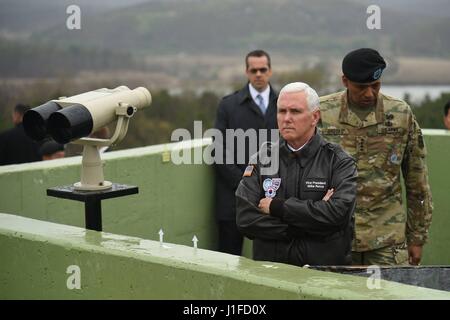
304 178 328 191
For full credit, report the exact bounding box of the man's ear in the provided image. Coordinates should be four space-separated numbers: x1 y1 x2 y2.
342 75 348 88
313 110 321 126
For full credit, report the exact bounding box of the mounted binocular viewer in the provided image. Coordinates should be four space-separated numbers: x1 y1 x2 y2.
23 86 152 191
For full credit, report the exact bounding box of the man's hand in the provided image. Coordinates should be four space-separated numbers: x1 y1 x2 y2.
258 197 272 215
322 188 334 201
408 244 423 265
258 188 334 215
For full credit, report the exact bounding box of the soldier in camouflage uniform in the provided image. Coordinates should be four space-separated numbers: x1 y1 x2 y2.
319 48 433 265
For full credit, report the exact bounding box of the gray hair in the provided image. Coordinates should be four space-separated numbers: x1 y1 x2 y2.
278 82 320 111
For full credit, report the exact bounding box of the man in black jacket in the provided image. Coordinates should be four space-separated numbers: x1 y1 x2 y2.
0 104 41 165
236 82 357 266
214 50 278 255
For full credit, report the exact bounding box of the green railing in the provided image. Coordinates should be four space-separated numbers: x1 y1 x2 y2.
2 213 449 299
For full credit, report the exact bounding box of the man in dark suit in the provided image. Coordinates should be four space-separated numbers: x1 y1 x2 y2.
0 104 41 165
214 50 278 255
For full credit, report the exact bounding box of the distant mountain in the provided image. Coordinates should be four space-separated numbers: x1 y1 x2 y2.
0 0 149 34
355 0 450 18
23 0 448 58
0 0 449 78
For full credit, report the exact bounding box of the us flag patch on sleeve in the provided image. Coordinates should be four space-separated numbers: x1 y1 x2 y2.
243 165 254 177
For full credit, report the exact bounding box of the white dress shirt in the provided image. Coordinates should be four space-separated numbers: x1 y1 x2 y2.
248 84 270 111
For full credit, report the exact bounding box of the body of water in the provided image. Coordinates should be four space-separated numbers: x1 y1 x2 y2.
381 85 450 104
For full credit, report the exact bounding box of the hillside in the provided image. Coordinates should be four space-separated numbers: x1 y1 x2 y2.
1 0 447 57
32 0 372 55
0 0 449 79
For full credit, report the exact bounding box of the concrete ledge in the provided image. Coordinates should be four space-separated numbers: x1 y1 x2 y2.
422 129 450 136
1 213 449 299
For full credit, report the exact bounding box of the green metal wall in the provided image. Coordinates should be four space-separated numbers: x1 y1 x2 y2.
0 139 217 251
2 213 449 299
0 131 449 264
421 131 450 264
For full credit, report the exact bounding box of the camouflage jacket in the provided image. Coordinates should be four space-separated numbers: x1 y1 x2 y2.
319 90 433 252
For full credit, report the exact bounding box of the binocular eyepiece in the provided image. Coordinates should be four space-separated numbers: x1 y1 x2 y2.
23 101 61 142
23 86 152 144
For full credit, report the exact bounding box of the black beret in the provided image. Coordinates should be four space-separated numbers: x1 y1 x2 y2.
342 48 386 83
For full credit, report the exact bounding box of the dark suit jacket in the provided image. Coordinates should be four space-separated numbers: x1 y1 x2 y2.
214 84 278 221
0 123 41 165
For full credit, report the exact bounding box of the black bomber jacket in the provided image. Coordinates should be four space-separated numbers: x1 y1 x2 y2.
235 132 357 266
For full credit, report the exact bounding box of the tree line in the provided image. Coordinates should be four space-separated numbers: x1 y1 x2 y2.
118 90 450 151
1 65 448 151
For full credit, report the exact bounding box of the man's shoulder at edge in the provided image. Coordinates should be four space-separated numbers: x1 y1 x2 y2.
319 91 344 103
323 140 355 163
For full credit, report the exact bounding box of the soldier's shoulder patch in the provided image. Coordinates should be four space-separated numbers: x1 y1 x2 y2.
243 165 254 177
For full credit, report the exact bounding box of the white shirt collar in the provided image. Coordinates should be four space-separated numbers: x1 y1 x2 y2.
248 83 270 109
287 140 309 152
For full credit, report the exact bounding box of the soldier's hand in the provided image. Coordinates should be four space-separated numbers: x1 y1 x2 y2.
258 197 272 215
322 188 334 201
408 244 423 265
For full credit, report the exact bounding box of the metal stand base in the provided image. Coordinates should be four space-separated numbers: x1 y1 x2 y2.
47 183 138 231
74 180 113 191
